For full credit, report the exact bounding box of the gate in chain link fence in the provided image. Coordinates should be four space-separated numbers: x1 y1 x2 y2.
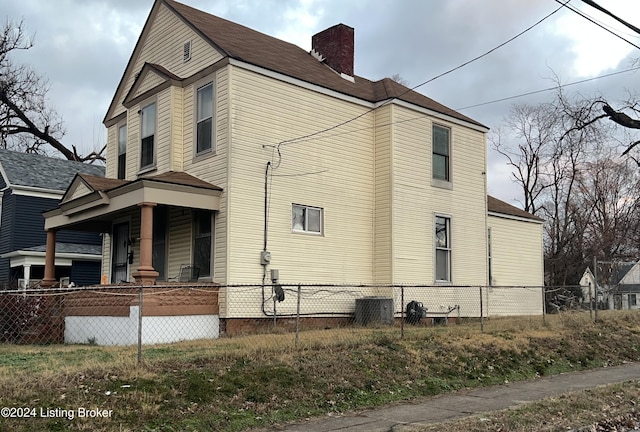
0 283 550 362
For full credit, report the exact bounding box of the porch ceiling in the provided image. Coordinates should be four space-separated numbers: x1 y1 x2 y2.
44 176 222 231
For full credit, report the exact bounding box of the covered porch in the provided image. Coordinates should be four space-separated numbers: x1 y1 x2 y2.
42 171 222 287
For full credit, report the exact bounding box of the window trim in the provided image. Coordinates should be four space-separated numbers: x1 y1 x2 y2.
139 101 157 172
432 123 452 189
434 214 452 284
194 79 215 159
292 204 323 235
117 122 127 180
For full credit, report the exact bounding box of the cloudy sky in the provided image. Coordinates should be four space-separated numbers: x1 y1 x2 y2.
2 0 640 205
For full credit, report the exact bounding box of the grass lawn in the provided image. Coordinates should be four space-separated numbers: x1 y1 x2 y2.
1 311 639 431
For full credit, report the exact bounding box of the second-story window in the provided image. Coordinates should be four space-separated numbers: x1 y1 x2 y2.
196 83 213 154
117 124 127 179
140 102 156 169
432 124 450 182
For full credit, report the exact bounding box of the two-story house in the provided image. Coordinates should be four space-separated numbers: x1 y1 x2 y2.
42 0 543 335
0 149 104 288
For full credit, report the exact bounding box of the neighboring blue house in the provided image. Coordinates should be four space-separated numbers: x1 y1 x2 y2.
0 149 105 288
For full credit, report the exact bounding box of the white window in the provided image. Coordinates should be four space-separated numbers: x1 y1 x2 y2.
196 82 214 154
435 216 451 282
140 103 156 169
292 204 322 234
433 124 450 182
117 123 127 179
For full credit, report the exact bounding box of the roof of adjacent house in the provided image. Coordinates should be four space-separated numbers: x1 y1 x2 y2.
487 195 543 222
0 149 105 192
20 243 102 256
107 0 486 130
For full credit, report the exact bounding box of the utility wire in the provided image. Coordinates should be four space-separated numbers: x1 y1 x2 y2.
268 65 639 146
273 1 571 150
456 65 640 110
555 0 640 50
581 0 640 36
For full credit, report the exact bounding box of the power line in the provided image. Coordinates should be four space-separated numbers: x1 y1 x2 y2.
581 0 640 36
456 66 640 111
555 0 640 50
273 1 571 150
272 66 639 147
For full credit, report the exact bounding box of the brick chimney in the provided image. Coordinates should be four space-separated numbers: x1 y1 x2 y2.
311 24 354 77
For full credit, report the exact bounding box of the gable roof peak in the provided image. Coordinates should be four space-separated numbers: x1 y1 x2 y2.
105 0 486 130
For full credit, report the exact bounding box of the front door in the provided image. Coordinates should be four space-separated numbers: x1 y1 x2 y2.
111 222 130 283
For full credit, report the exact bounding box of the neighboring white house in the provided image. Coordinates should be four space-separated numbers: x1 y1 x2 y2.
42 0 545 340
580 262 640 310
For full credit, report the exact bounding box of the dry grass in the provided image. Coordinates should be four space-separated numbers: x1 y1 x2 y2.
0 311 639 431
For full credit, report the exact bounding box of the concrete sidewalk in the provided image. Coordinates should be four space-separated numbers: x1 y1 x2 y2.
273 362 640 432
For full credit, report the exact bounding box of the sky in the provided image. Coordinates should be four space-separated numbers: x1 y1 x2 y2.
2 0 640 206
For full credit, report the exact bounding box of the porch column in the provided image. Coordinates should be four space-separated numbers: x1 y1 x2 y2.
41 229 57 287
132 202 159 285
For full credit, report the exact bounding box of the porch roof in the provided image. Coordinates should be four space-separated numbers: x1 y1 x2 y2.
43 171 222 232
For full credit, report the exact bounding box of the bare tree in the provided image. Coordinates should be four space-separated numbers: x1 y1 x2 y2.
577 157 640 260
493 87 629 286
491 102 559 213
0 19 105 163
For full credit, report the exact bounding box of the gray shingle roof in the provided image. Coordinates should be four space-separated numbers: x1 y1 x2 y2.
21 243 102 256
0 149 105 192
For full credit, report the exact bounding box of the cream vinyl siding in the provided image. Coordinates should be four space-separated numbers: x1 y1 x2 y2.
111 3 223 119
183 67 230 284
485 287 543 316
374 105 393 284
66 182 93 202
101 234 111 281
133 70 165 99
392 106 488 284
167 207 191 279
226 66 375 289
105 124 118 179
488 214 544 287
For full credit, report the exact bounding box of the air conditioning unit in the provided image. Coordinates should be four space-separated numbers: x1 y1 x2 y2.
17 279 27 290
355 297 394 326
59 277 70 287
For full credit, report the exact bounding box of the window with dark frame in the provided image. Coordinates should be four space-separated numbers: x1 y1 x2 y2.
435 216 451 282
117 124 127 179
432 124 450 181
292 204 322 234
140 103 156 169
152 206 168 280
193 210 212 278
196 82 213 154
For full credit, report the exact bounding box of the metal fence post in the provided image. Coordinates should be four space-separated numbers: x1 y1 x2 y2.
594 256 599 322
295 284 301 348
589 282 593 321
542 286 546 325
479 286 484 332
400 285 404 340
137 285 143 366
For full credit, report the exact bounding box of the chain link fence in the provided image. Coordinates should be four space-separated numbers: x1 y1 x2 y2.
0 283 560 363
